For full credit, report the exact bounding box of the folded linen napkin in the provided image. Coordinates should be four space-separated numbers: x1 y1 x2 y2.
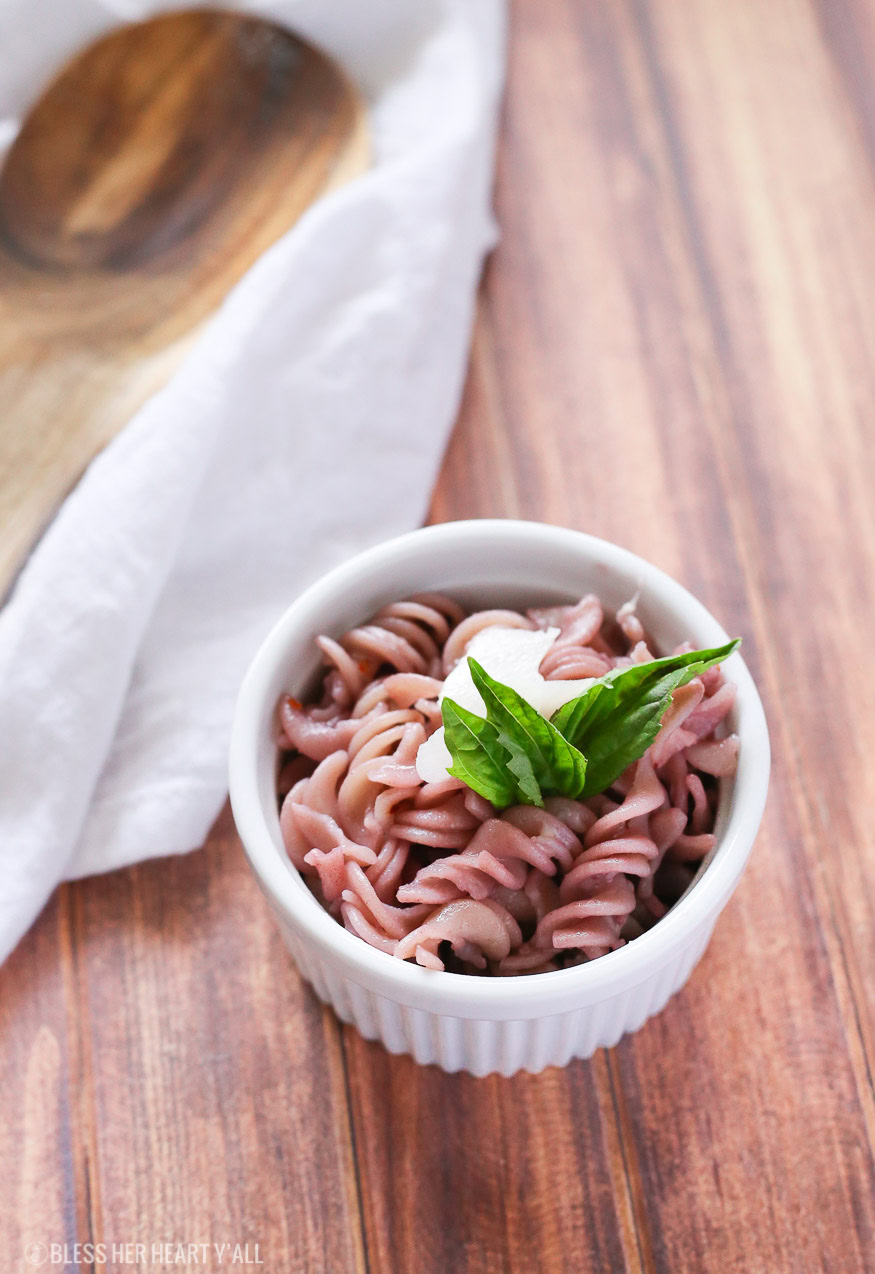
0 0 505 962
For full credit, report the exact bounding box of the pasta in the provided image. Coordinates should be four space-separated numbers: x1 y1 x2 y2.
276 593 738 975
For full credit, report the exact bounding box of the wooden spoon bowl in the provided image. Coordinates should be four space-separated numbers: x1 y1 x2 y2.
0 9 368 598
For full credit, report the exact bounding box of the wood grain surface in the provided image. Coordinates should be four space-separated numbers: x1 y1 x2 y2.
2 0 874 1271
0 9 368 601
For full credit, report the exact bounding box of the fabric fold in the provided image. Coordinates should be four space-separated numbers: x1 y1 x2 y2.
0 0 505 961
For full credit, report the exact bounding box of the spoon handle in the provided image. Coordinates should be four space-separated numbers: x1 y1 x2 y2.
0 12 369 603
0 338 190 599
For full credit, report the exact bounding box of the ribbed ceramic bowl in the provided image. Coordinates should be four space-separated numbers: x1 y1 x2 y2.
229 520 769 1075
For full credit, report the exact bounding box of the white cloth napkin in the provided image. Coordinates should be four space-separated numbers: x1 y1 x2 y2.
0 0 505 962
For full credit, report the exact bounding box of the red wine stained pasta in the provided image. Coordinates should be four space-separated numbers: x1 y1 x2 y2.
276 594 738 975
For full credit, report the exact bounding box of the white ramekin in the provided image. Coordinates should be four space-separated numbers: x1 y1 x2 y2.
229 520 769 1075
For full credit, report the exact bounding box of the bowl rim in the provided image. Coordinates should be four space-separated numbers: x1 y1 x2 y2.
229 519 770 1009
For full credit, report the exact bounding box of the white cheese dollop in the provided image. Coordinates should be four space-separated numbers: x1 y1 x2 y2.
415 626 597 785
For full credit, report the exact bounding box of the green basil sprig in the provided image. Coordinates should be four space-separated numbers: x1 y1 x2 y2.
441 697 519 809
551 639 739 796
442 640 739 809
444 659 586 808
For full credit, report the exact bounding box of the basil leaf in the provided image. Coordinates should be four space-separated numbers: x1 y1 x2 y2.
442 697 517 808
551 639 740 796
467 658 587 803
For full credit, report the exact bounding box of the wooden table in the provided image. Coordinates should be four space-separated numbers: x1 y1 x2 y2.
2 1 874 1270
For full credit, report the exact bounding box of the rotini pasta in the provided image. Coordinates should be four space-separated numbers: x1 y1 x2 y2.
276 592 738 974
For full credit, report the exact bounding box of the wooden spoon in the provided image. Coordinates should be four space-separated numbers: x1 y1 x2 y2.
0 9 369 599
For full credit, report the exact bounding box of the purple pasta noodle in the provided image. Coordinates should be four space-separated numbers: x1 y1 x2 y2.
274 591 739 975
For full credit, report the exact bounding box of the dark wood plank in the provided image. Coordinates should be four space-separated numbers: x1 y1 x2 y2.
343 1033 647 1274
355 0 875 1271
0 811 366 1274
0 892 87 1262
608 3 875 1268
